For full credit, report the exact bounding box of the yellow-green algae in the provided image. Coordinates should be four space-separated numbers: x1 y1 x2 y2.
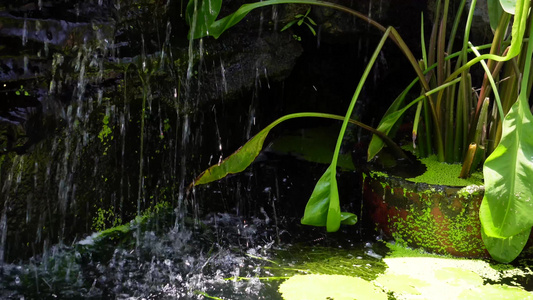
375 243 533 299
276 242 533 299
279 274 388 300
408 155 483 187
269 245 387 281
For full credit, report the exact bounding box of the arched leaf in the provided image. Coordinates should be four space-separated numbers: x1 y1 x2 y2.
192 112 386 186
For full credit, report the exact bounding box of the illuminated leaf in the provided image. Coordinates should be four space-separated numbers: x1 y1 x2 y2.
481 227 531 263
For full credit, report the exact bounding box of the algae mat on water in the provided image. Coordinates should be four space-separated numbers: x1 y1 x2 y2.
377 256 532 299
278 244 533 299
279 274 388 300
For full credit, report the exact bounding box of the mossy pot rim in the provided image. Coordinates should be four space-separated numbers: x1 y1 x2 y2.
365 153 484 191
366 169 485 197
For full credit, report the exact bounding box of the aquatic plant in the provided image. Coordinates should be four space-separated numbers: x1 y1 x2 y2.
187 0 533 262
280 8 317 37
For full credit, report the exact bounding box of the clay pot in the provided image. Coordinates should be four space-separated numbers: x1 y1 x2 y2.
362 170 488 258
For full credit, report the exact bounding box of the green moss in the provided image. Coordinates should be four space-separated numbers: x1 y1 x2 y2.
364 171 486 257
98 114 113 144
386 242 445 258
386 194 486 257
407 155 483 187
92 206 122 232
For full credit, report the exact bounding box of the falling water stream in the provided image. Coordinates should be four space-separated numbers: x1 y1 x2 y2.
1 1 533 299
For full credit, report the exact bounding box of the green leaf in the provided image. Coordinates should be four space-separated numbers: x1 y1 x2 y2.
367 76 421 160
303 7 311 18
481 227 531 263
305 22 317 36
499 0 517 14
480 6 533 262
192 113 313 185
191 0 302 39
480 11 533 239
193 130 269 185
368 75 461 161
281 19 299 32
301 165 341 232
340 212 358 225
488 0 504 31
480 98 533 238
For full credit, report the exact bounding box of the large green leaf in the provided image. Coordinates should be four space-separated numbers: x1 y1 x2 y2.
192 112 358 231
279 274 387 300
480 7 533 240
481 227 531 263
479 0 533 262
480 98 533 239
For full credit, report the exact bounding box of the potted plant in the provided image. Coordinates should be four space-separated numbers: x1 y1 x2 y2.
186 0 533 263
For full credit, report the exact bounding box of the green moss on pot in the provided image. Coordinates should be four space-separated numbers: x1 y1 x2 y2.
363 156 488 258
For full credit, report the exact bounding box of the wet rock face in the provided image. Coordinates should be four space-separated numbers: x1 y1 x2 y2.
0 0 305 262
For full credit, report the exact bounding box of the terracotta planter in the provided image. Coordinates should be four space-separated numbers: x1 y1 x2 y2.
362 170 488 258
